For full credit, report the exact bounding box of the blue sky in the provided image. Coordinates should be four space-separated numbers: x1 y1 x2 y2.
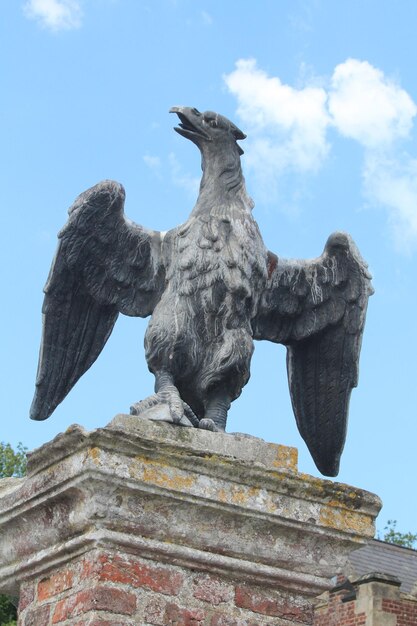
2 0 417 538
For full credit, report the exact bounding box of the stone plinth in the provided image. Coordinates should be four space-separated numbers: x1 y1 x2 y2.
0 415 381 625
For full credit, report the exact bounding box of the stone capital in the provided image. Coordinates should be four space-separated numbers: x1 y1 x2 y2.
0 415 381 598
0 415 382 624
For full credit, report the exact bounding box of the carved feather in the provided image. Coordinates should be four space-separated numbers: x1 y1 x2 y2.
30 180 165 421
253 232 373 475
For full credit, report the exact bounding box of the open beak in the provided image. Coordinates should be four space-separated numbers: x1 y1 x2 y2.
169 106 210 141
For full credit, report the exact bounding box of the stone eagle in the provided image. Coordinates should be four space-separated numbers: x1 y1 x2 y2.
30 106 373 477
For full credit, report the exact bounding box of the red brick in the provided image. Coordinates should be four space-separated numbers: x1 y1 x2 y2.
52 586 136 623
144 599 206 626
99 554 184 595
192 574 234 605
314 591 417 625
80 556 97 580
23 604 50 626
81 553 184 596
313 592 368 626
235 586 313 623
38 569 74 601
165 603 206 625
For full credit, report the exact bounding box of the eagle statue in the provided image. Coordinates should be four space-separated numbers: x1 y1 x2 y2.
30 106 373 477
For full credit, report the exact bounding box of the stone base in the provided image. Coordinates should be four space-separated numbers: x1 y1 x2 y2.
0 414 381 625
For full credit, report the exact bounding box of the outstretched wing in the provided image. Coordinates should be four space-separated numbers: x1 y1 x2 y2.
30 180 165 421
252 232 373 476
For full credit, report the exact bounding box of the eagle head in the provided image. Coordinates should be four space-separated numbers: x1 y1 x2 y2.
170 106 246 156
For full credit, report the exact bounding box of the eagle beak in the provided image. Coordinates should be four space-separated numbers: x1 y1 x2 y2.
169 106 210 141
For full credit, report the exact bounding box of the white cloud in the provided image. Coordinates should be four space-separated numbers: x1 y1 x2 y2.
364 153 417 253
329 59 417 148
329 59 417 250
224 59 330 175
143 155 161 171
225 57 417 251
23 0 83 31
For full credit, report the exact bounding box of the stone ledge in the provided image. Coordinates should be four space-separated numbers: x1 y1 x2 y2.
0 527 331 597
0 413 382 603
23 415 381 519
26 414 299 476
356 572 402 587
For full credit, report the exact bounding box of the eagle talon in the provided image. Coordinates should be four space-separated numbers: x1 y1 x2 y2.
130 390 196 428
183 403 200 428
198 418 222 432
130 394 159 415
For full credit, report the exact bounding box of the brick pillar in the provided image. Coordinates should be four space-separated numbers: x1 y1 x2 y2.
0 414 381 625
314 573 417 626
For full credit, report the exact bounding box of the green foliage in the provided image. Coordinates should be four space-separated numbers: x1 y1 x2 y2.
0 443 27 625
0 442 27 479
382 520 417 549
0 588 17 625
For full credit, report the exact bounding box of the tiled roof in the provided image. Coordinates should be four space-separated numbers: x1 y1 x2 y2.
347 539 417 594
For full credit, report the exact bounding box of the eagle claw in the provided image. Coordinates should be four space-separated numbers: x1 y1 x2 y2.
130 390 199 428
198 418 222 432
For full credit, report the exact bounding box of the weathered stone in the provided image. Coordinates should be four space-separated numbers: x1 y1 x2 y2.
192 574 235 605
22 603 50 626
210 616 261 626
0 414 381 624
